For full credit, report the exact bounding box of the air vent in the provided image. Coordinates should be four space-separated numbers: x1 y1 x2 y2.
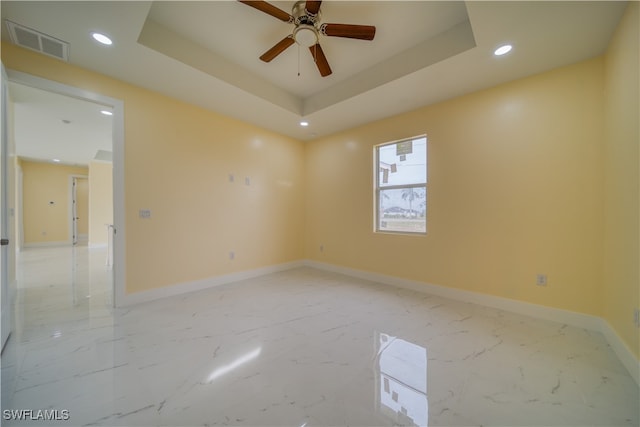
5 20 69 61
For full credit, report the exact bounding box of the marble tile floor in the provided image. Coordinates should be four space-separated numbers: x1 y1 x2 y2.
1 246 638 427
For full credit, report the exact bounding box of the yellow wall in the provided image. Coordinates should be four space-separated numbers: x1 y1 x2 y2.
306 57 605 316
21 160 88 245
603 2 639 359
2 42 306 293
88 160 112 246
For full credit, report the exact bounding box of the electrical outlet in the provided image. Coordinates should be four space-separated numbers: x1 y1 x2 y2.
319 244 324 252
139 209 151 219
634 308 640 328
229 173 234 183
229 251 235 260
245 177 251 186
536 274 547 286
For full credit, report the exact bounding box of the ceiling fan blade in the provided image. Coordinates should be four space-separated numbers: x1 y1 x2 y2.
238 1 293 23
305 0 322 15
309 43 332 77
260 36 295 62
321 23 376 40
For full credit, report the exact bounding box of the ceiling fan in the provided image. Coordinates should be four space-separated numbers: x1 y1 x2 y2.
239 0 376 77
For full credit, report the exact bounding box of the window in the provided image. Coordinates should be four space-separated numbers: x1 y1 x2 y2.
375 136 427 234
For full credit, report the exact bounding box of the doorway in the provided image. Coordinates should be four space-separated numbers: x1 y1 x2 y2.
5 70 125 312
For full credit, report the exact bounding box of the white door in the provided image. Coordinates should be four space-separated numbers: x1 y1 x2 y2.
1 63 11 352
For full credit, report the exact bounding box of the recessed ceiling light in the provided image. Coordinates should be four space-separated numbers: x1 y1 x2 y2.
300 121 309 127
494 44 512 56
91 32 112 46
100 110 113 116
52 159 61 163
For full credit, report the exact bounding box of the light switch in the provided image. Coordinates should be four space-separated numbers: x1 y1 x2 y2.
139 209 151 219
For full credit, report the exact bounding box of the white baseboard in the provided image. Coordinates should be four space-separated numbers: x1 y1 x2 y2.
120 260 305 307
599 319 640 386
304 260 638 386
304 260 602 329
23 241 70 248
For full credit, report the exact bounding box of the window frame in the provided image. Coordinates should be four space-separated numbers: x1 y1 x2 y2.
374 135 428 235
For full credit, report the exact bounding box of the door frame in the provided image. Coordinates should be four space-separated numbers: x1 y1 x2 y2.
6 70 126 307
1 63 11 352
69 175 88 245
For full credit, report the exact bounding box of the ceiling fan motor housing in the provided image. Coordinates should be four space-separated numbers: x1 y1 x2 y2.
292 1 320 47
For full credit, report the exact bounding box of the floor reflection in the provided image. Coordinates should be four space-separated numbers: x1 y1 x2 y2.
375 332 428 426
207 346 262 383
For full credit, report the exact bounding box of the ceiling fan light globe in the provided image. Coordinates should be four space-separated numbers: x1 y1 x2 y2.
293 25 318 47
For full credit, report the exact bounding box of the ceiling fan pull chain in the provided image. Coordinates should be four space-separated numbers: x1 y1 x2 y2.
297 43 301 76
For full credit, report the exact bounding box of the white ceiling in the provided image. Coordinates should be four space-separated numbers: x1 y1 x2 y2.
0 0 628 161
141 1 472 101
9 82 113 167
